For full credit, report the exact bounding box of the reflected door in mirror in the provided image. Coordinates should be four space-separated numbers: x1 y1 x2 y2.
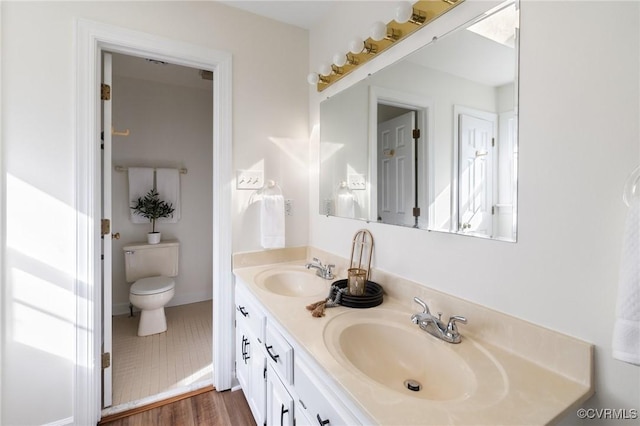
378 111 416 227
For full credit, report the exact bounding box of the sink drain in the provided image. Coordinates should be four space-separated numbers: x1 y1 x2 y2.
404 379 422 392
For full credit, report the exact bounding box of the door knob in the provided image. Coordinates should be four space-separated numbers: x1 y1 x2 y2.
112 232 120 240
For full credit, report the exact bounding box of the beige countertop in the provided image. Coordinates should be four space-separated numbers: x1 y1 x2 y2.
233 250 594 425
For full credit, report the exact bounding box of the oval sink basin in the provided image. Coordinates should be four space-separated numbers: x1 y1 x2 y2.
254 266 328 297
324 309 507 404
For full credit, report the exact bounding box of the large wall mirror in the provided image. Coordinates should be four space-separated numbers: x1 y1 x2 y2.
319 0 519 242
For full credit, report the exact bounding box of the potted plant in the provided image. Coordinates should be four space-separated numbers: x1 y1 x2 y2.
130 188 175 244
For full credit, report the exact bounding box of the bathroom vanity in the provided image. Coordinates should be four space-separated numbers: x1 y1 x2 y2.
233 248 594 425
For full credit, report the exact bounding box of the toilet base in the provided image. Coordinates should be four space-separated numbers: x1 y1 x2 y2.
137 307 168 336
129 287 174 337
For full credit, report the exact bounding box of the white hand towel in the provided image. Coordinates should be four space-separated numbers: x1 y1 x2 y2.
128 167 154 224
336 191 356 218
613 199 640 366
156 168 180 223
260 194 285 249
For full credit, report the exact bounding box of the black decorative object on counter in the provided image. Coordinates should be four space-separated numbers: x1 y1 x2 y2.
329 279 383 308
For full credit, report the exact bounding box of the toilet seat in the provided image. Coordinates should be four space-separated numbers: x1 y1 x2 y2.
131 276 175 295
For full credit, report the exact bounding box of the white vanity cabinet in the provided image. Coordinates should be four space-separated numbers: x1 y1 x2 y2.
235 285 267 426
235 281 363 426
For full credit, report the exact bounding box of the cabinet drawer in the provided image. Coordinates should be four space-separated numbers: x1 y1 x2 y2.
295 359 354 426
236 287 266 343
265 323 293 385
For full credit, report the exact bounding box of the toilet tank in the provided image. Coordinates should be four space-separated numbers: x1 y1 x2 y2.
123 240 179 282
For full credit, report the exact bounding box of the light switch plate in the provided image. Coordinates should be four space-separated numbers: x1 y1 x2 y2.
348 173 366 190
236 170 264 190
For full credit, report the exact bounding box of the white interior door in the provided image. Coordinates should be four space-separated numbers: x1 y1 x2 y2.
378 111 415 226
101 51 113 408
458 113 494 236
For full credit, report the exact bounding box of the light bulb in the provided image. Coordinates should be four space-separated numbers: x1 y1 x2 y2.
349 36 364 54
370 21 387 41
395 1 413 23
307 72 319 85
333 52 347 67
319 63 332 76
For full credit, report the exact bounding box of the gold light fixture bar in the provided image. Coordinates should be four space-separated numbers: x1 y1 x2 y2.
315 0 464 92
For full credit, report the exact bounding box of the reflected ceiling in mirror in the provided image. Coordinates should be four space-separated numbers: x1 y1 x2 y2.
319 0 519 242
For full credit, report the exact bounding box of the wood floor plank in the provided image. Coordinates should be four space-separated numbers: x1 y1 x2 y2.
100 389 255 426
226 390 257 426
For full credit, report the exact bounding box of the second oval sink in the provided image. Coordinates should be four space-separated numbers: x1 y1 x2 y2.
323 309 508 404
254 266 328 297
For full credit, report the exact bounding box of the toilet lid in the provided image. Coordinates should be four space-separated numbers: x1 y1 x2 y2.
131 276 175 295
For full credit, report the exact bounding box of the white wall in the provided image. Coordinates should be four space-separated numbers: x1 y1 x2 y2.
1 2 308 424
309 1 640 425
111 70 213 313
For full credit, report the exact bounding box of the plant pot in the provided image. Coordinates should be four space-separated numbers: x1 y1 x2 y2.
147 232 161 244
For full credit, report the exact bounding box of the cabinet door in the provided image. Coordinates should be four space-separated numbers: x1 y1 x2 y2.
235 321 251 391
267 365 294 426
248 349 266 426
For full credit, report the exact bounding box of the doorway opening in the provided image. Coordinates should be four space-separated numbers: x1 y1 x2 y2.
102 52 214 413
75 20 233 424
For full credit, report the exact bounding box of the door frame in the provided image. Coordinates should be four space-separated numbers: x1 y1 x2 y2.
369 86 434 229
75 19 233 424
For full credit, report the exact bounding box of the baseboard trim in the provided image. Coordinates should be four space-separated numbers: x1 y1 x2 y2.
112 295 212 316
98 385 215 424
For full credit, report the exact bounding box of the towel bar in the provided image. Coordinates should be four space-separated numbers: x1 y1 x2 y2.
115 165 187 174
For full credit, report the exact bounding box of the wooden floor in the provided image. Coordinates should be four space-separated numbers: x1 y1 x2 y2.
100 389 256 426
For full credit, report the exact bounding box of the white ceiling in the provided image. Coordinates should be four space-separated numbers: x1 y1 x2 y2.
407 28 515 87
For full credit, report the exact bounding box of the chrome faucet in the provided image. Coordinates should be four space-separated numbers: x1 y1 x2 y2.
410 297 467 344
305 257 335 280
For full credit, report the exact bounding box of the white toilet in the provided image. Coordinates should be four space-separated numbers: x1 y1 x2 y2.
123 240 179 337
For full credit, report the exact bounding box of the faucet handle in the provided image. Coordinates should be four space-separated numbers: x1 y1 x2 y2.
447 315 467 333
413 297 430 314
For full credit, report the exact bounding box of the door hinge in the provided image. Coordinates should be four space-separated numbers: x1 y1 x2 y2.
102 352 111 369
492 205 496 215
101 219 111 236
413 128 421 139
492 137 495 147
412 207 421 218
101 84 111 101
